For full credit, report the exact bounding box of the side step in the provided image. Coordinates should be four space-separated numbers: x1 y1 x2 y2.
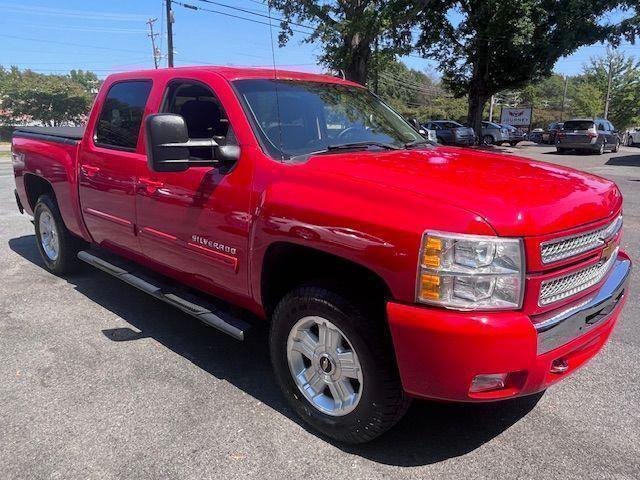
78 250 251 340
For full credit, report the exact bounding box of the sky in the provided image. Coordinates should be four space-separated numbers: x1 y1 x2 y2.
0 0 638 79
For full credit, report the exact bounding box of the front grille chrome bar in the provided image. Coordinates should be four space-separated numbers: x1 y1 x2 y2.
538 248 619 306
540 215 622 264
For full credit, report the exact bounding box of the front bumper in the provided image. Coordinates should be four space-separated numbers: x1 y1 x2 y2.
387 251 631 402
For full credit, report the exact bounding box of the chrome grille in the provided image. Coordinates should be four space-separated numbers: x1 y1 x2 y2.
541 215 622 264
538 248 618 306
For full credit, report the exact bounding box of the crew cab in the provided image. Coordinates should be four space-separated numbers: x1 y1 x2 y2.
11 67 631 444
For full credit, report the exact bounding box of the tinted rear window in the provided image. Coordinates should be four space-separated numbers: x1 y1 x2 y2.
563 121 595 130
95 80 152 150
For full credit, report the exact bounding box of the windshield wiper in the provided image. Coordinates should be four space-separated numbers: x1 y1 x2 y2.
404 139 435 149
325 141 401 152
289 141 400 162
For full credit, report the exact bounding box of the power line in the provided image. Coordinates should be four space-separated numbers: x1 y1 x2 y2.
0 33 142 54
172 1 312 35
0 3 149 22
193 0 315 31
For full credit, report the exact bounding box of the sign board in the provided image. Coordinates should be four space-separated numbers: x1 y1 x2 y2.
500 107 533 128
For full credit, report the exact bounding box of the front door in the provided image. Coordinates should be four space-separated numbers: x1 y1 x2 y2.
136 77 253 300
78 80 153 254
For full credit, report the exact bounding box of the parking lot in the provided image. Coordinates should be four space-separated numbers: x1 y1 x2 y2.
0 142 638 480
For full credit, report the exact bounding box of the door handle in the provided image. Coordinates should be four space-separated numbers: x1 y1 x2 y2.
81 164 100 177
138 177 164 194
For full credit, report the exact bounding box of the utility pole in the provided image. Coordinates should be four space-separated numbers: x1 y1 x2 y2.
560 76 569 121
488 95 495 122
604 53 613 119
146 18 160 69
165 0 174 67
373 36 379 95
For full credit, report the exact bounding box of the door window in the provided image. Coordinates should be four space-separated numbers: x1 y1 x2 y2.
95 80 152 150
161 80 235 161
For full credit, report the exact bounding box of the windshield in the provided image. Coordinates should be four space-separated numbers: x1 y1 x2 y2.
436 121 463 129
234 79 423 159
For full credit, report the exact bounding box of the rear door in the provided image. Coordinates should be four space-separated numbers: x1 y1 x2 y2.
78 79 153 253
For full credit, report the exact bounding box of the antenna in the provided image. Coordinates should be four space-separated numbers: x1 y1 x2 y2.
267 3 284 161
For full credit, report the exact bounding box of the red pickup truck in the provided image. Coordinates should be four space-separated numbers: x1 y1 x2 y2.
11 67 631 443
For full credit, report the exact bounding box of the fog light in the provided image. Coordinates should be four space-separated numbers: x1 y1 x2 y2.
470 373 508 393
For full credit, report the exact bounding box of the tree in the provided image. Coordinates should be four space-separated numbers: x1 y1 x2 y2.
416 0 625 138
268 0 450 86
0 67 94 126
578 51 640 129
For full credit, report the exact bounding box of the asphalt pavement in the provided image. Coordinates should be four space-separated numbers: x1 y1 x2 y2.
0 143 638 479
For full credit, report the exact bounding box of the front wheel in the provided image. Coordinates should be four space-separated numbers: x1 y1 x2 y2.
34 195 84 275
270 285 410 444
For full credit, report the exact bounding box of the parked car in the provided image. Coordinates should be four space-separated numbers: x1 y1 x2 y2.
529 128 544 143
556 118 620 154
11 67 631 444
542 122 564 144
423 120 475 146
625 127 640 146
481 121 510 145
500 124 526 146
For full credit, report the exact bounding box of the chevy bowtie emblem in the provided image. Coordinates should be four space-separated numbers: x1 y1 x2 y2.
601 241 616 263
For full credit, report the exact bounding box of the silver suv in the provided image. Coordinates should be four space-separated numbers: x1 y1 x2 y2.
481 121 510 145
556 119 620 155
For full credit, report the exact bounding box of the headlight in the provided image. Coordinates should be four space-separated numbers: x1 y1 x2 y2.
417 231 525 310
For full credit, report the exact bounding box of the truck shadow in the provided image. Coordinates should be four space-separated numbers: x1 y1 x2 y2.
9 234 542 467
606 154 640 167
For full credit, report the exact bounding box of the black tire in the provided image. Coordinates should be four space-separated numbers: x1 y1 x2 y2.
612 140 620 153
597 142 605 155
33 195 84 275
509 141 518 147
482 135 494 146
270 285 410 444
556 148 566 154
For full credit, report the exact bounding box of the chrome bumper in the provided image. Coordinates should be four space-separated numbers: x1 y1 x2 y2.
534 255 631 354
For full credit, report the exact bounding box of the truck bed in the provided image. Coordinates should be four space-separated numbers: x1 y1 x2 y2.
13 126 85 145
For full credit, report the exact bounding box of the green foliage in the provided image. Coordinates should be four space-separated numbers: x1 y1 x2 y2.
578 51 640 129
416 0 625 134
268 0 449 85
373 60 469 123
0 66 95 126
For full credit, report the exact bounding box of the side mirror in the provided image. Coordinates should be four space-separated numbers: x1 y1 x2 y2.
145 113 237 172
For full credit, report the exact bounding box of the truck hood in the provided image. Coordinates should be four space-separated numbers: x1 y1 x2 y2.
305 146 622 237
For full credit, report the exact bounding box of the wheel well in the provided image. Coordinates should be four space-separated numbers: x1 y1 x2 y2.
261 242 392 318
24 174 55 210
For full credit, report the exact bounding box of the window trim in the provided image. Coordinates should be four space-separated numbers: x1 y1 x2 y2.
159 77 235 145
93 79 153 152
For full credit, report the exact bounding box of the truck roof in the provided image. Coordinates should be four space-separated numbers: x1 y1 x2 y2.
104 65 362 88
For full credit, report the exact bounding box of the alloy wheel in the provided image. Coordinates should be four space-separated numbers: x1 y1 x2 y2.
286 315 363 416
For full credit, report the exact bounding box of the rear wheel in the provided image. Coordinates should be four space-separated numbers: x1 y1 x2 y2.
556 148 566 154
34 195 84 275
482 135 494 146
270 285 410 444
612 140 620 153
597 142 605 155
